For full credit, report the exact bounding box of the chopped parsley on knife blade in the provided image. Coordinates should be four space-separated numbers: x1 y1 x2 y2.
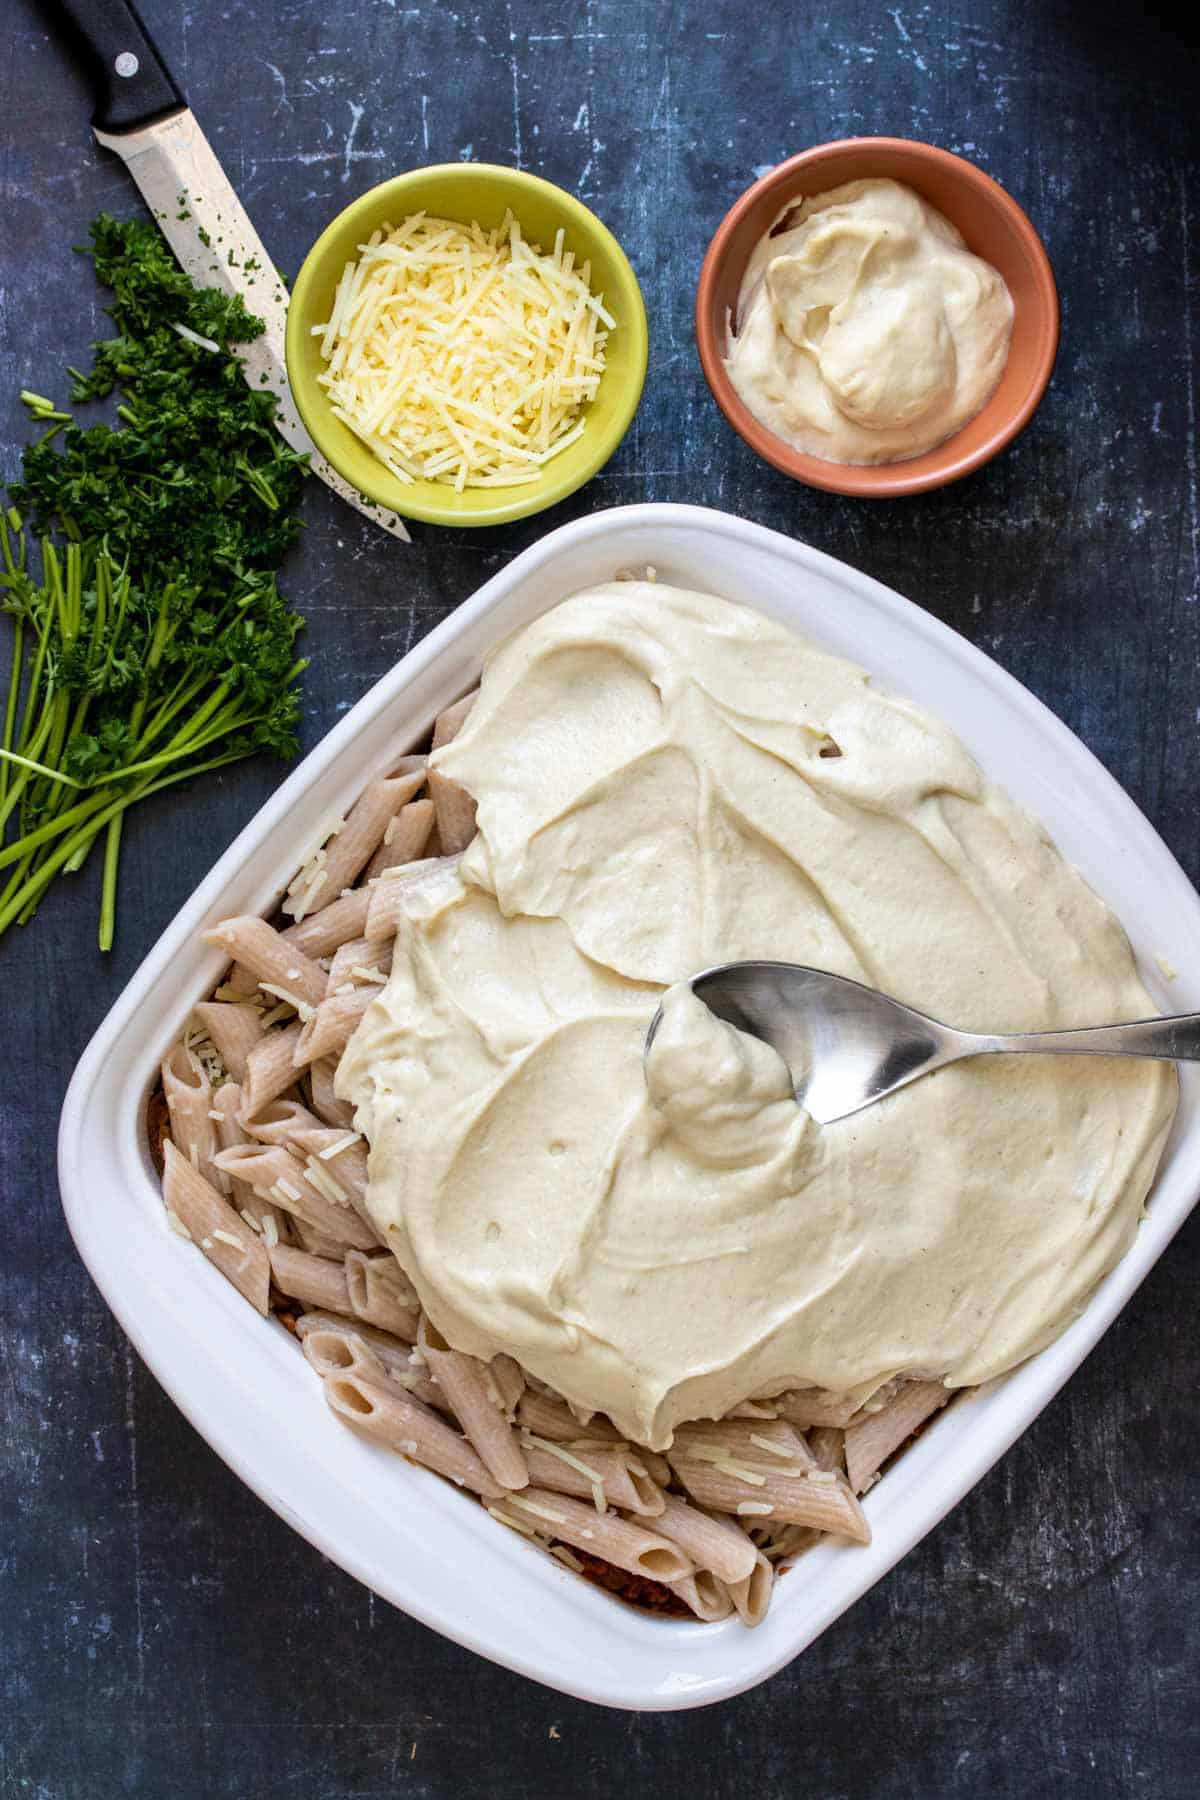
0 215 308 949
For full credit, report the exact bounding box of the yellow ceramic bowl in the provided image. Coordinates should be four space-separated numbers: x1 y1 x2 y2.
286 164 649 529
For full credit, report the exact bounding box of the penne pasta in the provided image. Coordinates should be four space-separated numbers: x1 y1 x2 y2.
346 1249 420 1338
363 853 462 942
727 1550 775 1627
211 1082 291 1244
161 1044 220 1189
212 1142 380 1250
419 1319 529 1490
430 689 479 750
268 1244 352 1313
645 1492 759 1584
289 1222 351 1260
240 1095 325 1146
671 1417 816 1470
202 917 327 1013
241 1023 306 1116
807 1425 847 1476
326 935 394 992
515 1391 624 1445
280 886 372 960
364 799 436 883
668 1449 870 1542
673 1570 734 1624
500 1488 692 1584
162 1141 270 1314
520 1439 663 1516
774 1388 864 1429
488 1354 525 1418
293 986 379 1068
282 772 425 919
295 1312 443 1408
192 1000 265 1086
323 1369 504 1499
309 1055 357 1130
425 767 477 854
843 1380 951 1494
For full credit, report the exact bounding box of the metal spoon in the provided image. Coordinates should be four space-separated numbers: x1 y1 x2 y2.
644 961 1200 1126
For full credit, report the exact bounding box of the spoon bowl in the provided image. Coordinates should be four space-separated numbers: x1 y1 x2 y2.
646 961 1200 1125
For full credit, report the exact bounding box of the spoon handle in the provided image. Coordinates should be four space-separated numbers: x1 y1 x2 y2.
979 1014 1200 1062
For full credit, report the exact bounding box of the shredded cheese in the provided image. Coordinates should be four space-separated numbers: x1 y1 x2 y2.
313 211 612 492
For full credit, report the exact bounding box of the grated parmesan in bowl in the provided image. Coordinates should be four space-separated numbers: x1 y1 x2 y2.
314 211 613 494
286 164 647 528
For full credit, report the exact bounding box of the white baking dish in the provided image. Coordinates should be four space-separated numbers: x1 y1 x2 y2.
59 503 1200 1710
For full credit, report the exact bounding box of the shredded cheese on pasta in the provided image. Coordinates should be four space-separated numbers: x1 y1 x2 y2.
313 211 612 492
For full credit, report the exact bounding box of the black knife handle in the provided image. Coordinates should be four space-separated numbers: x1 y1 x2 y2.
46 0 184 133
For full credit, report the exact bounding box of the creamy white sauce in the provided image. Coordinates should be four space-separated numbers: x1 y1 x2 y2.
338 583 1174 1449
726 179 1014 466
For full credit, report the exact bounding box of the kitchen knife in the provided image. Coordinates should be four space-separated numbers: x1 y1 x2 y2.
47 0 411 541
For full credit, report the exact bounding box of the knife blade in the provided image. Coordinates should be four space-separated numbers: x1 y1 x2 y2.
47 0 410 542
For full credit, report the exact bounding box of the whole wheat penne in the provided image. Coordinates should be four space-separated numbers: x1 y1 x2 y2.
241 1096 326 1146
283 773 425 920
309 1056 357 1130
161 1045 220 1189
268 1243 352 1312
192 1000 265 1086
728 1550 774 1627
419 1319 529 1489
674 1571 734 1624
431 689 479 749
363 853 462 941
364 799 436 882
241 1023 306 1116
426 767 477 853
162 1141 270 1314
289 1221 352 1260
844 1380 951 1494
724 1397 781 1421
515 1391 624 1445
326 935 394 992
202 917 327 1013
808 1426 847 1476
646 1493 759 1584
211 1082 291 1244
501 1488 692 1584
346 1249 420 1338
287 1122 368 1199
519 1439 663 1516
324 1370 504 1498
293 987 378 1067
301 1323 393 1385
280 887 371 959
295 1312 443 1408
774 1388 863 1429
488 1354 525 1417
223 961 261 997
212 1142 380 1250
671 1418 816 1470
635 1450 673 1488
668 1456 870 1542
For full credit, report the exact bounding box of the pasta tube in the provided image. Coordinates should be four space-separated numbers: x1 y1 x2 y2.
364 799 436 883
161 1044 220 1190
323 1370 504 1499
162 1141 270 1314
202 917 326 1013
844 1380 950 1494
192 1000 264 1085
500 1489 692 1584
282 771 425 919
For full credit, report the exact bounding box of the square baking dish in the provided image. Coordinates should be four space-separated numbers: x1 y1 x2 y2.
59 502 1200 1710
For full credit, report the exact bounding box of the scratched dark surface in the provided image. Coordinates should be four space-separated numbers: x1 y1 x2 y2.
2 0 1199 1794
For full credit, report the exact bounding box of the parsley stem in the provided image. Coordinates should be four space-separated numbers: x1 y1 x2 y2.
0 748 81 786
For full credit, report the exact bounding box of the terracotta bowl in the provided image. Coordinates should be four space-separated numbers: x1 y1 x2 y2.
695 138 1059 497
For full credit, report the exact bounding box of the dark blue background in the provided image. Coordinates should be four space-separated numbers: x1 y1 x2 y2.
2 1 1198 1793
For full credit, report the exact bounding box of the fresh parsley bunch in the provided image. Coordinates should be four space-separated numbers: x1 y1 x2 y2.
0 215 308 949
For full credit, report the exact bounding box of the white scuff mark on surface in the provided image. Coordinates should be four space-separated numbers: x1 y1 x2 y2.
342 101 365 184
